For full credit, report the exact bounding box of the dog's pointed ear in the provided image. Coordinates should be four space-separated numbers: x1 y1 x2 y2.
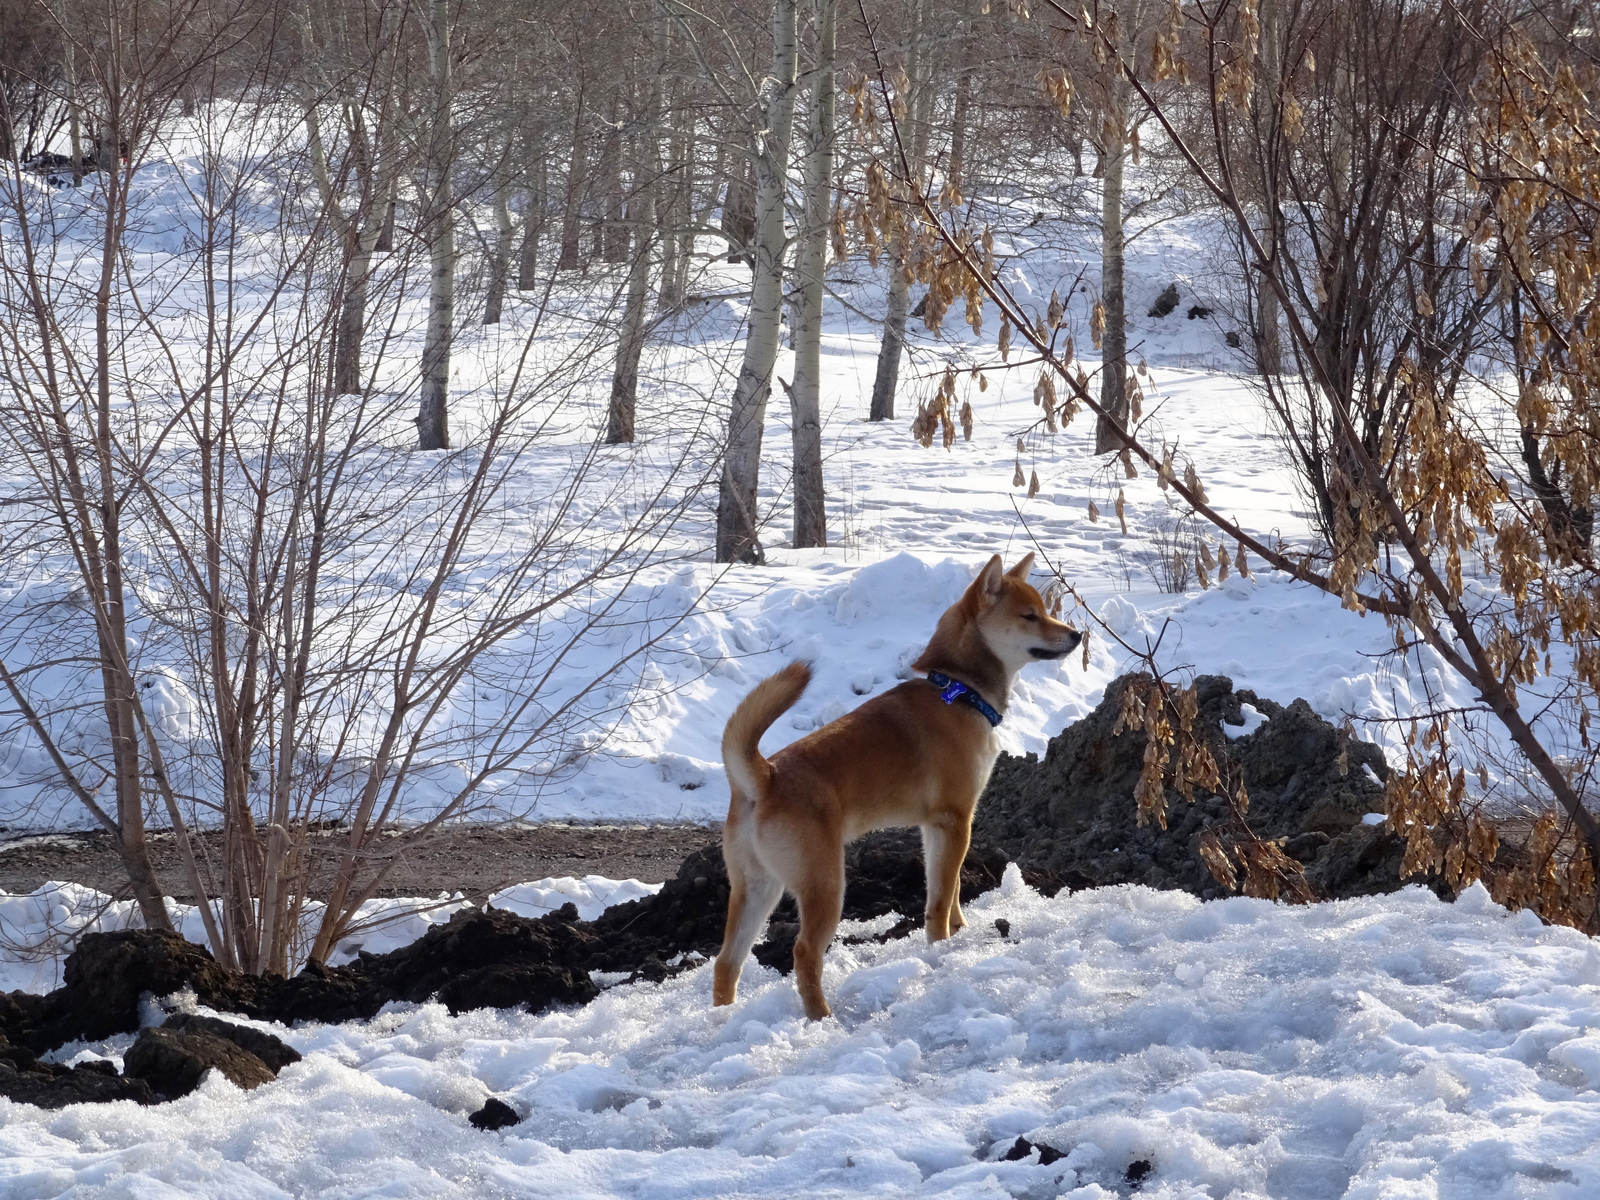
976 554 1006 599
1006 552 1036 580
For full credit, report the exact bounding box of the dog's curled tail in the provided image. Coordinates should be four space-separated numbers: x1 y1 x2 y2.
722 660 811 802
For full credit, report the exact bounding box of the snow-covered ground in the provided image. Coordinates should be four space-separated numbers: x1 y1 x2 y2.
3 115 1597 1198
6 876 1599 1198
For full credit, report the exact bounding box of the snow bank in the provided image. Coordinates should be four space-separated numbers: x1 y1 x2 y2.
6 879 1598 1197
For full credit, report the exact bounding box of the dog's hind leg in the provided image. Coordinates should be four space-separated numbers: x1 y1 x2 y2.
713 849 783 1008
921 816 971 941
791 856 844 1021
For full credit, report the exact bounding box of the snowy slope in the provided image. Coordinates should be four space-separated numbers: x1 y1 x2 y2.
5 878 1598 1198
0 116 1528 834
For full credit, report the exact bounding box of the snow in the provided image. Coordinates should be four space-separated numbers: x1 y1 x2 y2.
1 110 1596 1198
1223 702 1269 741
5 877 1599 1197
0 117 1534 833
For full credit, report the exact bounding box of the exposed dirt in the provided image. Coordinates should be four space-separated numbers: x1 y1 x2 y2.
0 823 721 902
975 673 1414 901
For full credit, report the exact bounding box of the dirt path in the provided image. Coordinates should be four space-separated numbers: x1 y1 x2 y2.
0 824 723 904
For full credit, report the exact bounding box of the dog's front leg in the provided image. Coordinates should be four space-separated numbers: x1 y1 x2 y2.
922 817 971 941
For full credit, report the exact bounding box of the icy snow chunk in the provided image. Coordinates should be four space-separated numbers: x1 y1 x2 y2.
138 667 199 740
1360 812 1387 826
489 875 662 922
835 553 970 624
656 753 714 791
1222 702 1267 740
837 957 930 1011
1098 594 1149 638
1549 1036 1600 1088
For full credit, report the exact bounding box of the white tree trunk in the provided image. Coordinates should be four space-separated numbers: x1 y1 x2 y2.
417 0 455 451
1255 0 1282 376
606 2 667 444
484 143 517 325
868 0 929 423
715 0 799 563
1093 76 1129 455
789 0 836 548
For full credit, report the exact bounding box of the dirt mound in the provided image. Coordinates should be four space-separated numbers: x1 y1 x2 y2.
1 832 1029 1059
975 673 1412 900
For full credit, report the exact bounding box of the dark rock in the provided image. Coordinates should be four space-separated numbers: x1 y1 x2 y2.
469 1096 522 1130
1127 1158 1153 1189
1002 1136 1066 1165
1148 283 1180 318
0 1058 153 1108
123 1026 276 1098
974 674 1403 901
1186 305 1214 319
163 1013 301 1073
993 918 1011 938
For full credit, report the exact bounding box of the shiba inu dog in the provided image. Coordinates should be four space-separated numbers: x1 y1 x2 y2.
713 552 1082 1019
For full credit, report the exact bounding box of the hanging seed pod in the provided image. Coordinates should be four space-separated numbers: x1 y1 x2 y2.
1130 381 1143 424
1090 298 1106 349
1013 461 1026 487
1081 628 1090 670
1172 549 1185 585
1115 488 1128 533
1121 448 1137 478
1158 445 1174 490
1088 500 1100 523
1184 463 1208 504
1217 543 1230 582
1035 315 1048 343
1028 469 1041 498
831 206 849 262
1136 358 1148 375
1047 288 1064 330
998 315 1012 362
1197 557 1211 590
1062 336 1074 365
978 373 988 392
960 400 974 441
1199 541 1215 570
1016 437 1025 454
1234 543 1251 578
941 409 956 449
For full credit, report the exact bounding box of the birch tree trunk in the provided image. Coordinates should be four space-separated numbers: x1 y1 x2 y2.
558 89 587 271
417 0 455 451
484 141 517 324
868 0 928 422
1255 0 1283 376
518 121 546 289
606 5 666 443
598 92 627 263
1093 73 1129 454
788 0 835 548
715 0 799 564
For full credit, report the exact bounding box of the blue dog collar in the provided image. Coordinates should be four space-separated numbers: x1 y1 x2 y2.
926 671 1003 727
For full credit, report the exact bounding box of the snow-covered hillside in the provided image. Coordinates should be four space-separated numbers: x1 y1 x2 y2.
0 131 1509 831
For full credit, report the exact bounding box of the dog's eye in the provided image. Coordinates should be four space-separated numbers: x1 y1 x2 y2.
1021 612 1038 622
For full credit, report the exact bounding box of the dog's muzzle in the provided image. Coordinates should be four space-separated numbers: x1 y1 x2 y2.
1029 630 1084 660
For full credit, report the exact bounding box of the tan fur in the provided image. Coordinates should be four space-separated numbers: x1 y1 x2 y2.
713 552 1082 1019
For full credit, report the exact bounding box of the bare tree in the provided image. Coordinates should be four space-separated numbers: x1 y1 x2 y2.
714 0 799 564
787 0 837 548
